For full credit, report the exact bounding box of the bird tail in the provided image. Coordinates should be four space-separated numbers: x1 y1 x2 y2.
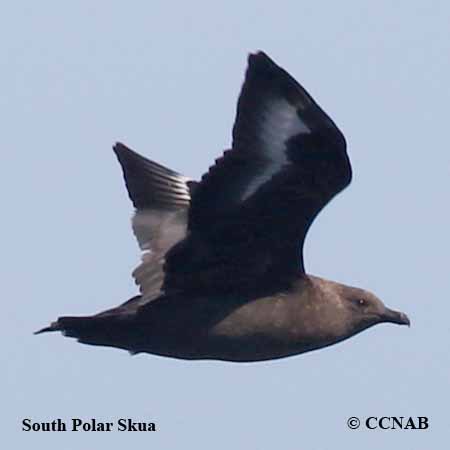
35 314 134 350
36 315 101 338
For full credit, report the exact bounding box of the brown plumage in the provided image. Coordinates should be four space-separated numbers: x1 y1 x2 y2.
36 52 409 362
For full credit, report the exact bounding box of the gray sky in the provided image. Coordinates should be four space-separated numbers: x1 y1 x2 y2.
2 1 449 448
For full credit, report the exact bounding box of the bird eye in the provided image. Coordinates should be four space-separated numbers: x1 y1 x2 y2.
351 298 366 307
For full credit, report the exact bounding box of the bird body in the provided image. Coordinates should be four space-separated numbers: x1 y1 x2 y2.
37 52 409 362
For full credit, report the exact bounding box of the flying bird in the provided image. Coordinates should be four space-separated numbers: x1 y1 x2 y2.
37 52 410 361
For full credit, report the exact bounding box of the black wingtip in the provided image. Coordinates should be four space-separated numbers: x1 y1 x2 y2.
112 141 192 210
246 50 346 152
244 51 312 105
113 142 141 164
113 142 184 179
248 51 283 74
113 141 135 157
248 50 272 64
113 141 124 153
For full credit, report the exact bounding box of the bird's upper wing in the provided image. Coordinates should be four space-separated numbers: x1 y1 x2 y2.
164 52 351 294
113 143 194 304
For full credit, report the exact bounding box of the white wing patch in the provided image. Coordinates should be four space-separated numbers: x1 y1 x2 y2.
132 209 187 252
240 98 310 201
131 209 188 300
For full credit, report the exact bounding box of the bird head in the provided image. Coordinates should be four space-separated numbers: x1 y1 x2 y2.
340 285 410 333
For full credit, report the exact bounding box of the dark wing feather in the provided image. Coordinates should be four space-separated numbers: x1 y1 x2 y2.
113 143 195 304
164 52 351 294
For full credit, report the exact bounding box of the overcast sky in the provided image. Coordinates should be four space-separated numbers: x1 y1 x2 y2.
2 1 449 448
